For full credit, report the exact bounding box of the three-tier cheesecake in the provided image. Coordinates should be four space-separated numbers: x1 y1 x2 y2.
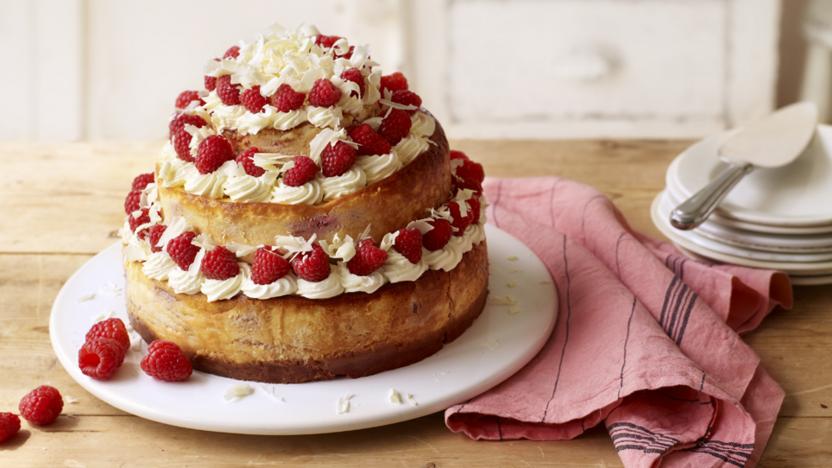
120 24 489 383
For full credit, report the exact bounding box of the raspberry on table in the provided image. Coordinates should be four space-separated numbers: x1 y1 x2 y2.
308 79 342 107
85 318 131 353
378 109 412 146
348 124 391 156
380 72 408 93
78 338 126 381
340 68 365 97
240 86 267 113
131 172 155 191
174 90 203 110
321 141 357 177
394 227 423 264
204 75 217 91
236 147 265 177
0 413 20 443
449 201 473 236
271 83 305 112
18 385 63 426
251 247 291 285
347 239 388 275
282 156 318 186
140 340 193 382
166 231 199 270
223 45 240 59
422 218 453 251
216 75 241 105
390 90 422 112
148 224 167 252
195 135 234 174
200 246 240 280
124 190 141 215
292 243 331 282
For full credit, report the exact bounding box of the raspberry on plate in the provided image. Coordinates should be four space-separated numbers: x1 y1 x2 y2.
18 385 63 426
348 124 391 156
292 243 330 282
390 90 422 112
0 413 20 443
200 246 240 280
123 190 141 215
195 135 234 174
378 109 412 146
148 224 167 252
422 218 453 251
347 239 388 275
131 172 155 191
321 141 357 177
380 72 408 93
394 227 423 264
236 147 265 177
216 75 241 105
340 68 365 97
174 90 203 110
271 83 305 112
240 86 267 113
140 340 193 382
251 246 291 285
308 79 342 107
85 318 131 353
78 338 126 381
166 231 199 270
282 156 318 187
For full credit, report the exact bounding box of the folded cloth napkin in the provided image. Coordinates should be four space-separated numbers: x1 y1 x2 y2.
445 177 793 468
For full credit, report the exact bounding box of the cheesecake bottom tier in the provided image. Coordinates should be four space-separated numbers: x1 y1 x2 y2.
125 242 489 383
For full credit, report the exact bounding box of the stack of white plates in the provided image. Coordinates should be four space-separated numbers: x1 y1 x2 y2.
652 124 832 285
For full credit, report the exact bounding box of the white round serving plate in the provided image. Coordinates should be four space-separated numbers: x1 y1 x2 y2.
50 224 557 435
667 126 832 228
652 193 832 280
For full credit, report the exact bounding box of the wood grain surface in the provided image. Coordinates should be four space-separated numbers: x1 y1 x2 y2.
0 140 829 467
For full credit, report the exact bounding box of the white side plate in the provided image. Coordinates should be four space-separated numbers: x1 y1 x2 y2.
50 224 558 435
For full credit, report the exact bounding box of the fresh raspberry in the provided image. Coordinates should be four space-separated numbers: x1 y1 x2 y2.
174 90 203 110
85 318 130 353
223 45 240 59
140 340 192 382
455 159 485 191
391 89 422 112
169 114 207 162
131 172 155 191
308 79 342 107
18 386 63 426
166 231 199 270
449 201 473 235
0 413 20 443
450 150 469 160
204 75 217 91
321 141 357 177
422 218 453 251
347 239 388 275
200 246 240 280
271 83 305 112
234 147 264 177
78 338 125 381
124 190 141 215
240 86 267 113
292 243 330 282
379 109 412 145
129 209 151 238
251 246 291 285
282 156 318 186
348 124 391 156
380 72 408 93
216 75 241 105
195 135 234 174
468 197 482 224
338 45 355 60
148 224 167 252
340 68 365 97
168 112 207 136
394 227 423 263
315 34 341 48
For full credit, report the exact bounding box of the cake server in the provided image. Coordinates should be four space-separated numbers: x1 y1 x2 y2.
669 102 818 230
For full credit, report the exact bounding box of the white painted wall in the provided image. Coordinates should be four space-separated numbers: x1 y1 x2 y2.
0 0 780 141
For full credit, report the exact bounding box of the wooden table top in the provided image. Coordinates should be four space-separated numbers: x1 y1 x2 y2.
1 140 829 467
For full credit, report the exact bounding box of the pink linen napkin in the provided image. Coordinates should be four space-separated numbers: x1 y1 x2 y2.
445 177 792 468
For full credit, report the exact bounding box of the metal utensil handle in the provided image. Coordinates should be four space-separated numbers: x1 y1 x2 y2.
669 162 753 230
